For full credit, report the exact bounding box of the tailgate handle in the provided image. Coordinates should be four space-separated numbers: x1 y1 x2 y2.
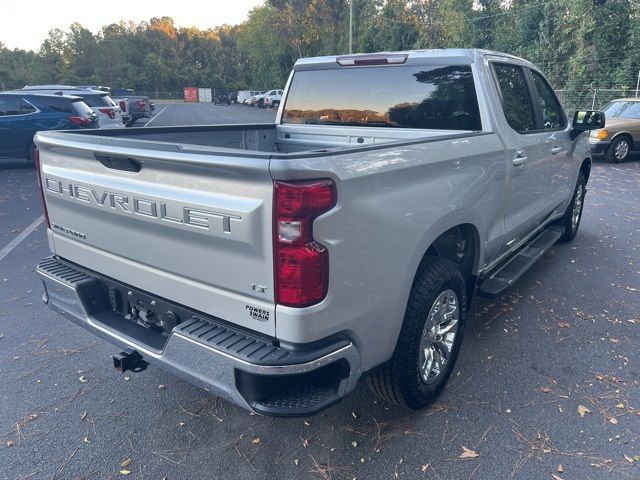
95 154 142 173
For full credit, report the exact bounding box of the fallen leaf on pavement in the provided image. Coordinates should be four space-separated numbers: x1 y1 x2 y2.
609 417 618 425
557 321 570 328
538 386 552 393
120 470 131 475
459 446 479 459
552 475 564 480
623 454 634 464
577 405 591 417
615 403 625 409
6 440 14 447
557 464 564 473
252 437 260 444
421 464 431 472
79 375 87 383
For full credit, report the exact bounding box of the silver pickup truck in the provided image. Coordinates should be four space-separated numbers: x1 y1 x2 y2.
34 49 604 417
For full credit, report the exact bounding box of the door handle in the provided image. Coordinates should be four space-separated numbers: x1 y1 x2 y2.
551 146 562 155
512 152 528 167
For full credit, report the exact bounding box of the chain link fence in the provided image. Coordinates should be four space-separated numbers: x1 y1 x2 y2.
555 88 640 112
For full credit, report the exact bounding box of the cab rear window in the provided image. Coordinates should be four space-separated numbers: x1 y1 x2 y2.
282 65 481 130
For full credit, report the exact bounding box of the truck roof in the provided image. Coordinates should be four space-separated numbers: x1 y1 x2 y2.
294 48 534 71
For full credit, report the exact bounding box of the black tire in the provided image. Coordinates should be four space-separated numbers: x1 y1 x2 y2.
367 258 467 409
26 142 36 163
605 135 631 163
558 171 587 242
272 100 280 108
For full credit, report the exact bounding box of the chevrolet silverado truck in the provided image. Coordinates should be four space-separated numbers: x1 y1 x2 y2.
34 49 604 417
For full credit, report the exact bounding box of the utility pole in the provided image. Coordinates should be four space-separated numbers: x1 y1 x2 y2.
636 68 640 98
349 0 353 54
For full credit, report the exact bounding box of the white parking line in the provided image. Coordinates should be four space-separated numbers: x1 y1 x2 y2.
0 215 44 263
144 104 170 127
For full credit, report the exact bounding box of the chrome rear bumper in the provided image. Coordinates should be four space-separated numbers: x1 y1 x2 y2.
37 256 362 417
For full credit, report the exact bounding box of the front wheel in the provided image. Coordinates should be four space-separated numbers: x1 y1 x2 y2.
368 258 467 409
558 171 586 242
605 136 631 163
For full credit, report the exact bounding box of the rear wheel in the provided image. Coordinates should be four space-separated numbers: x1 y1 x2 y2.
605 136 631 163
26 142 36 163
368 258 467 409
558 172 586 242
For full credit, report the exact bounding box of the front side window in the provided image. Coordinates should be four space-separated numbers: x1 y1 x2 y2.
493 64 536 133
530 70 565 129
0 97 23 116
282 64 482 130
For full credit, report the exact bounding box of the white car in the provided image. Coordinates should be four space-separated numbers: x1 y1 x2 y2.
247 92 267 107
263 90 283 108
18 85 123 128
237 90 262 105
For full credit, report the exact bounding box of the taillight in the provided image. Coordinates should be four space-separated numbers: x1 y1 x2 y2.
33 149 51 229
119 100 127 112
99 108 116 119
274 180 336 307
136 100 146 109
68 116 93 126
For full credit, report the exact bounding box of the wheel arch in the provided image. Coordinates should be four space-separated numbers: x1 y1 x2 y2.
411 221 482 307
579 157 592 182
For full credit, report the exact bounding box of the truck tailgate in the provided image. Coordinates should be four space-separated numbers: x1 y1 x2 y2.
35 134 276 336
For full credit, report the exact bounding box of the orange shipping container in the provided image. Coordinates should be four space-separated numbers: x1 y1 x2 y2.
184 87 198 102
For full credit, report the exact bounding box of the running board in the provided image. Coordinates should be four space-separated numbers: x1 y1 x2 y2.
478 226 564 298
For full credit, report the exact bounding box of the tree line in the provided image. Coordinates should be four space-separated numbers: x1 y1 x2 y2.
1 0 639 99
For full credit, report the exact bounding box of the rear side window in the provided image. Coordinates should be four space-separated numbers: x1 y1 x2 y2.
282 65 482 130
20 100 37 114
0 97 22 115
493 64 536 133
530 70 565 129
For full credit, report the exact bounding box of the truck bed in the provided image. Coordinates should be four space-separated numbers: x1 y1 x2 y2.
43 123 474 157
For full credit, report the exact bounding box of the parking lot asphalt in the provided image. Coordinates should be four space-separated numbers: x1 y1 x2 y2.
0 103 638 480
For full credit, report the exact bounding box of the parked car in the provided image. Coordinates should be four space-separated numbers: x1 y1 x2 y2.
237 90 262 105
18 85 123 128
0 92 97 161
263 89 283 108
34 49 603 417
109 88 152 126
589 98 640 162
247 92 267 107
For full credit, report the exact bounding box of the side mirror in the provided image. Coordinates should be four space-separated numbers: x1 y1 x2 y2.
572 110 605 131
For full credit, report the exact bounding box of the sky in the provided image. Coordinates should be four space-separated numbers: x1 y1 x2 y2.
0 0 264 51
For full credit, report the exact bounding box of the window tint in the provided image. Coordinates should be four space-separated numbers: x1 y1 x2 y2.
530 70 565 129
72 100 95 117
283 65 481 130
80 94 112 107
20 100 37 114
604 101 640 120
0 97 23 115
493 64 536 133
40 96 75 113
